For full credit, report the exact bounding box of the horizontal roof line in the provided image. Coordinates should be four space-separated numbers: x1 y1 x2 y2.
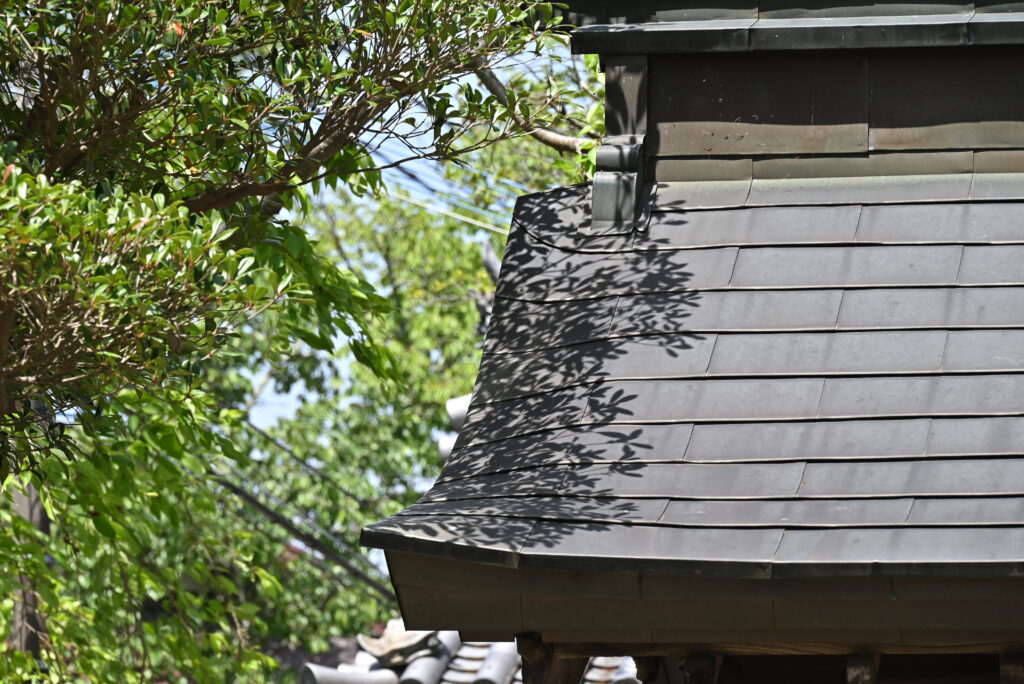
481 326 1024 356
570 12 1024 54
391 510 1024 531
500 282 1024 304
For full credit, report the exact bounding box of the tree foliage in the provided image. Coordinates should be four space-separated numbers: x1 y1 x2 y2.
0 166 259 465
0 0 565 463
0 0 599 679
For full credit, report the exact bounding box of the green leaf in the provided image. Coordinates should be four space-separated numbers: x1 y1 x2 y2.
93 515 117 539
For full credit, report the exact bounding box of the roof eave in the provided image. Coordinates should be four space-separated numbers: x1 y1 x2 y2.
570 12 1024 54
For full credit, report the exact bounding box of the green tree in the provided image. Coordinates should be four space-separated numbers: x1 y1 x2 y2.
0 1 601 680
0 0 569 465
239 66 602 659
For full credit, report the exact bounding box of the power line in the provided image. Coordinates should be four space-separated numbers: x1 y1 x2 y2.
375 149 514 224
386 189 508 235
374 138 529 197
213 474 397 604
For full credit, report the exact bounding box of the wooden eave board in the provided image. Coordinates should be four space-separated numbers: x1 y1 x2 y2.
361 177 1024 579
385 551 1024 648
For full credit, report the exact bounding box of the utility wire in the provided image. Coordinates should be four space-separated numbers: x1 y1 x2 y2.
375 138 531 196
387 190 508 235
244 419 378 515
213 474 397 604
375 149 514 224
221 460 383 577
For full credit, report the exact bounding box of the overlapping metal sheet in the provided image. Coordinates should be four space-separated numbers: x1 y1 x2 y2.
363 176 1024 578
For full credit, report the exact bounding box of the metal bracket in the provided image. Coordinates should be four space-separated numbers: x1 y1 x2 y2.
587 53 648 236
590 134 646 235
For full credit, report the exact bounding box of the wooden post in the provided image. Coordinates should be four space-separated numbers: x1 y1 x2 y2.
517 634 588 684
634 657 661 684
1001 654 1024 684
680 654 721 684
847 654 880 684
11 484 49 661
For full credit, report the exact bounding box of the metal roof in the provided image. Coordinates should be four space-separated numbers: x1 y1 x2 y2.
571 12 1024 53
363 175 1024 579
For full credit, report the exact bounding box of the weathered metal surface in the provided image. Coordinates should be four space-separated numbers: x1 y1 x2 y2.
855 203 1024 243
744 174 974 206
759 1 972 19
798 458 1024 496
482 295 619 353
868 48 1024 151
907 498 1024 525
928 416 1024 455
649 54 868 156
516 523 785 576
456 384 592 447
685 419 930 462
496 239 739 300
816 375 1024 417
473 334 717 403
397 497 672 525
750 14 970 51
560 462 806 498
651 174 1012 211
641 205 862 249
660 499 916 527
728 245 962 288
652 158 753 183
836 287 1024 328
363 514 535 567
970 172 1024 199
771 528 1024 575
439 424 695 480
749 151 974 180
582 377 827 421
610 290 845 334
604 55 647 139
706 331 948 375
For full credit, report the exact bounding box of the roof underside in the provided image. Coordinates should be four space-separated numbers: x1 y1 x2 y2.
363 176 1024 579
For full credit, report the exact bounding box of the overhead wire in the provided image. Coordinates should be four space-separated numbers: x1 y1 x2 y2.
385 190 509 235
373 146 514 225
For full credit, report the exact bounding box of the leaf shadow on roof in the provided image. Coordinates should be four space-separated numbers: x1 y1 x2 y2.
380 184 709 553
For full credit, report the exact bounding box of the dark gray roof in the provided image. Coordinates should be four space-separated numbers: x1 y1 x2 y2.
362 175 1024 578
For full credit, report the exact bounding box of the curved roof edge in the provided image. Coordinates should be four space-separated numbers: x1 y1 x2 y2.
361 516 1024 580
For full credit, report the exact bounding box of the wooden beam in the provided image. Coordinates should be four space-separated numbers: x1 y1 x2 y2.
634 657 661 684
517 634 589 684
551 641 1024 658
1001 654 1024 684
847 654 880 684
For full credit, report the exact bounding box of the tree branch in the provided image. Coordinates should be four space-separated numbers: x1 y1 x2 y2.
473 62 589 155
213 474 397 604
